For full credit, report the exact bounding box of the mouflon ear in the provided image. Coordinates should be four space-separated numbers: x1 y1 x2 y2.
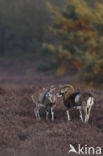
50 88 56 94
61 88 68 93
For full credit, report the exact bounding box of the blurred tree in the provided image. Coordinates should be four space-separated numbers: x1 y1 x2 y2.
0 0 102 57
0 0 64 56
43 0 103 86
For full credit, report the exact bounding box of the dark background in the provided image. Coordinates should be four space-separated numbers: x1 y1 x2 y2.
0 0 102 57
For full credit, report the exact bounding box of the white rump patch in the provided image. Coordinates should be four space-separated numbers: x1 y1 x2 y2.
87 97 94 107
75 94 81 103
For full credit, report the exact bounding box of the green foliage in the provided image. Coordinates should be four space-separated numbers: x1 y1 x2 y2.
45 0 103 86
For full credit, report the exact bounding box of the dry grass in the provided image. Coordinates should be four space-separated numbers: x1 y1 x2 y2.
0 58 103 156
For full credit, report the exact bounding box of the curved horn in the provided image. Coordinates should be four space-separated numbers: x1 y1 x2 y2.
59 84 75 92
63 84 75 92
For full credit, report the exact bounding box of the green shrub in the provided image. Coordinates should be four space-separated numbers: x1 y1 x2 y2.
43 0 103 86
